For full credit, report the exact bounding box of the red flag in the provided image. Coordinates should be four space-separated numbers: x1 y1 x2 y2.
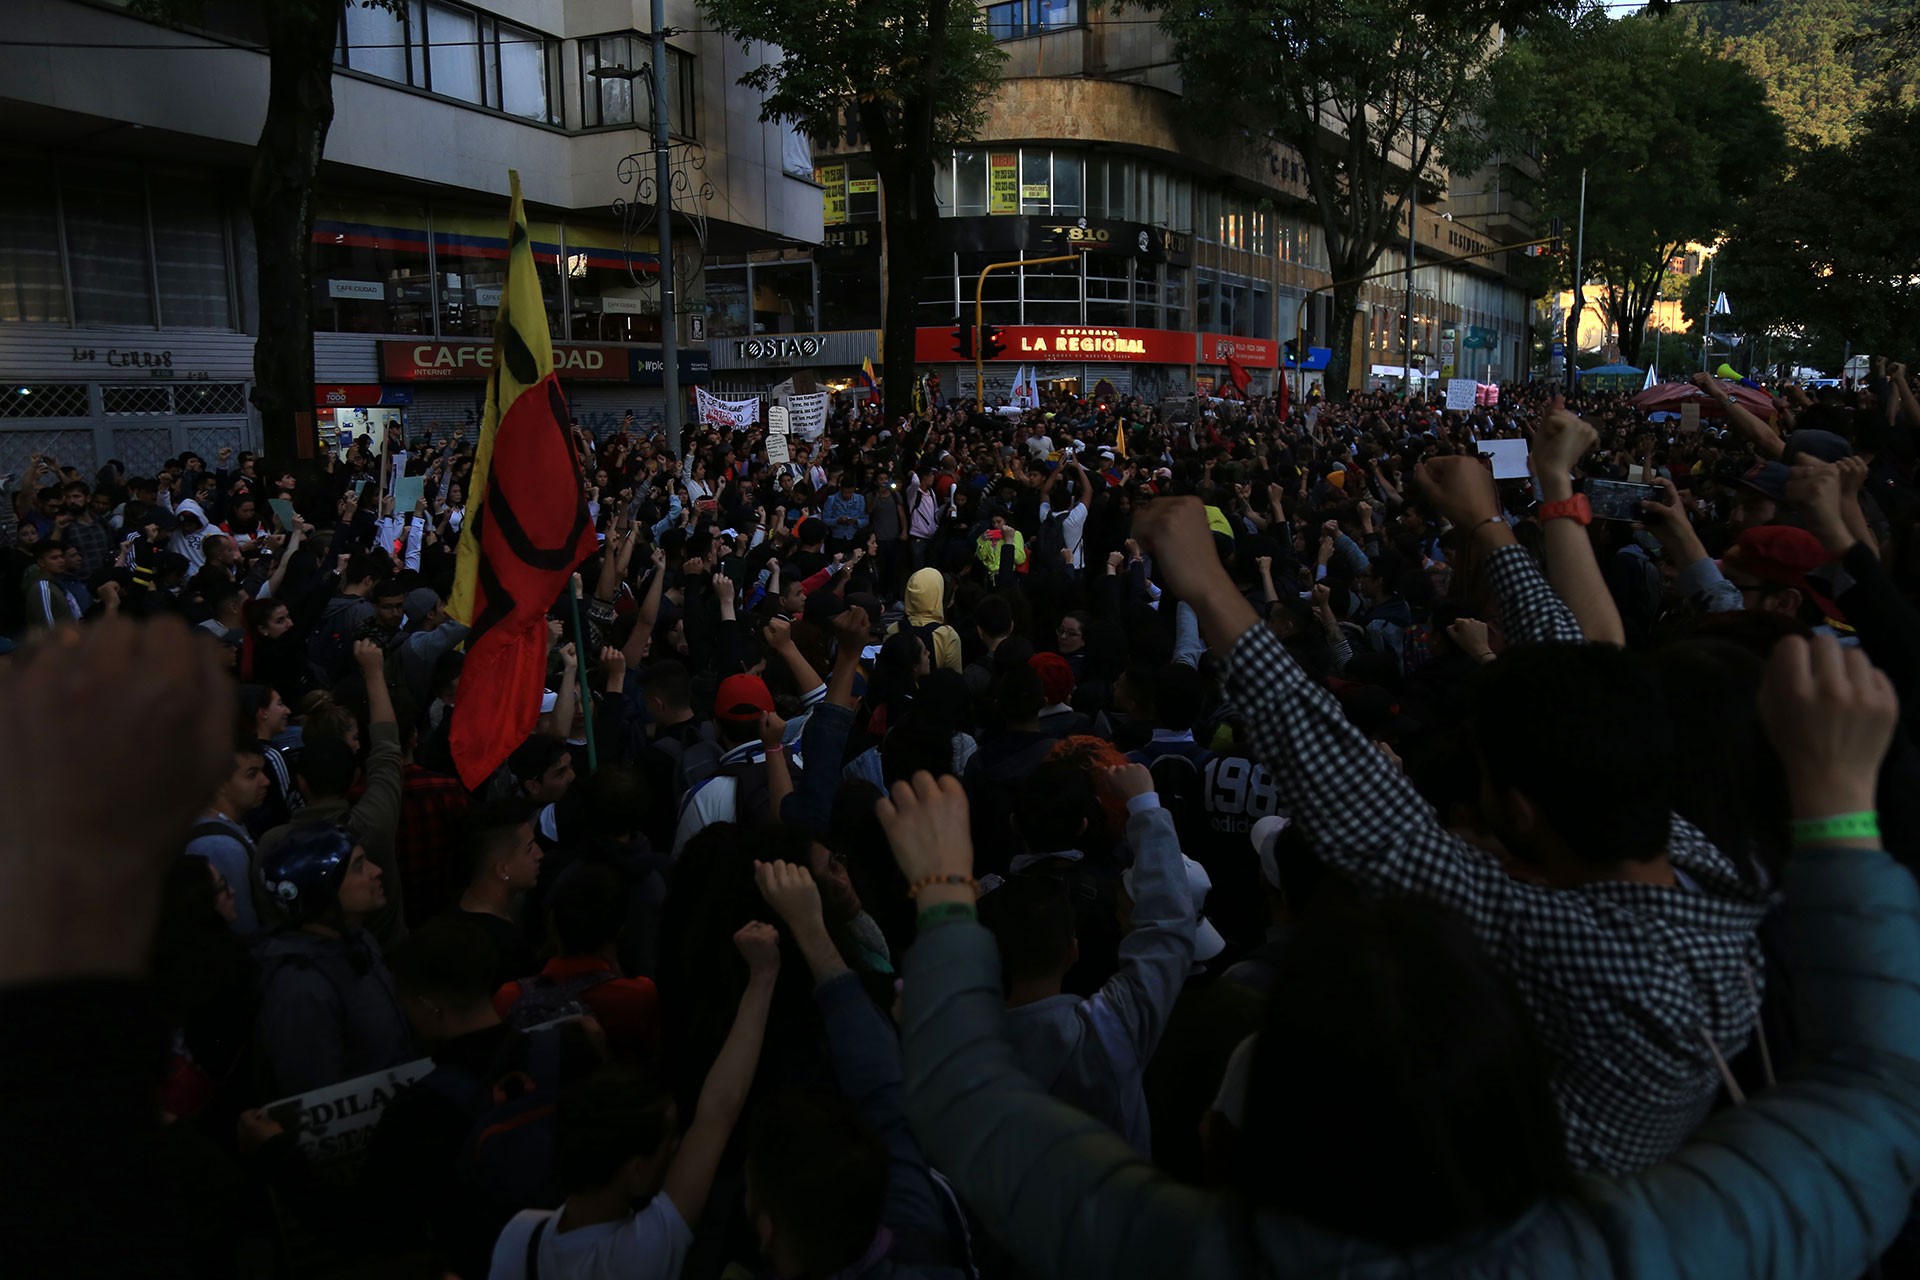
1278 363 1292 420
447 172 597 790
449 375 597 789
1226 354 1252 397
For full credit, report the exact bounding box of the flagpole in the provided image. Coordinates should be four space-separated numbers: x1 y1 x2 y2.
567 574 598 772
1700 252 1714 373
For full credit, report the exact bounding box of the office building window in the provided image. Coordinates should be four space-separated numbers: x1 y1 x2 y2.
984 0 1083 40
0 186 68 324
705 265 749 338
952 151 988 217
582 36 696 138
751 258 816 335
338 0 559 124
64 172 155 328
436 215 564 339
152 196 232 329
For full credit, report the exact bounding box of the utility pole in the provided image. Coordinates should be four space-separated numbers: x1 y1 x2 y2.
651 0 681 455
1567 167 1586 391
1403 190 1416 398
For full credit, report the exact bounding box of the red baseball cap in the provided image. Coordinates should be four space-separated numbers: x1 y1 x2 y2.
713 673 775 723
1721 526 1843 621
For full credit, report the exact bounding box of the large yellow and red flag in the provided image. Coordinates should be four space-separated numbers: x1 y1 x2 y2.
448 171 597 790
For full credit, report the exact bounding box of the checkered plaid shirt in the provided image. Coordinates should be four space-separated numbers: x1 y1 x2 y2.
1220 543 1769 1175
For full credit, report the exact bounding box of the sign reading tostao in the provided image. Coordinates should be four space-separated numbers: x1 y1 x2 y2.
734 336 825 362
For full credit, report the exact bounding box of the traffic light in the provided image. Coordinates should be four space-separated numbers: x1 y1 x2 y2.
980 324 1006 360
1282 338 1299 366
1549 216 1564 256
950 321 973 359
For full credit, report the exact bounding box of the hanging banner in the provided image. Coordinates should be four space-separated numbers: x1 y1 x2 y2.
988 153 1019 215
697 386 761 428
787 391 829 440
818 164 847 226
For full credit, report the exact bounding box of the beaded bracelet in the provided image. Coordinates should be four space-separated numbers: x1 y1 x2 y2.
916 901 979 929
1789 811 1879 844
907 873 978 898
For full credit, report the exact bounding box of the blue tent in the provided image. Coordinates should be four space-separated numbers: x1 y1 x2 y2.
1582 362 1646 391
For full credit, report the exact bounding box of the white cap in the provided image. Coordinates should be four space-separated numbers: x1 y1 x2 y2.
1250 814 1292 889
1126 853 1226 965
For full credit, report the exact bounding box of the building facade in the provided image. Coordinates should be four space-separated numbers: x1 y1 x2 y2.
808 4 1541 404
0 0 822 477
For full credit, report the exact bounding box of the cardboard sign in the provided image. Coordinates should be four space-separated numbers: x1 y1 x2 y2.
1479 437 1532 481
265 1059 434 1180
1444 380 1478 412
1680 402 1701 434
767 404 790 436
766 433 791 464
269 498 297 532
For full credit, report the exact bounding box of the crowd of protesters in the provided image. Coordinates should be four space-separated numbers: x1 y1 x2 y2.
6 355 1920 1280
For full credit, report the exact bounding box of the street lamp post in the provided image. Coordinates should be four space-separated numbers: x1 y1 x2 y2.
591 3 682 455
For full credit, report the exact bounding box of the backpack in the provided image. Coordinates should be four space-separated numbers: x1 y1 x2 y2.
1031 511 1071 565
420 1027 566 1216
501 968 618 1033
307 597 363 679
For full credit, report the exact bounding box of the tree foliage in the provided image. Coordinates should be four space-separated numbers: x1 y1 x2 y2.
1671 0 1917 145
1149 0 1559 395
1485 13 1783 367
699 0 1003 419
1715 102 1920 369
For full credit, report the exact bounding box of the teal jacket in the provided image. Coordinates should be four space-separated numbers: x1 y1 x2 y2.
901 846 1920 1279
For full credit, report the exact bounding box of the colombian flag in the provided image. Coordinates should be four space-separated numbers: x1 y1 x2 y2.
857 357 879 395
448 172 598 790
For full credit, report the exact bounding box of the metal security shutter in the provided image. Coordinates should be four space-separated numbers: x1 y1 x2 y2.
1082 364 1133 396
404 387 487 442
565 386 666 442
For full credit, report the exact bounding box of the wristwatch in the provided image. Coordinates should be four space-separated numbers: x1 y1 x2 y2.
1538 494 1592 526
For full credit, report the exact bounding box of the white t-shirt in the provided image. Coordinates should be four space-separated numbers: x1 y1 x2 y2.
1061 500 1089 569
488 1195 693 1280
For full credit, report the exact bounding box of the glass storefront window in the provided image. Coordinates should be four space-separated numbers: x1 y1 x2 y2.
1085 252 1130 327
1021 150 1051 215
751 259 816 335
705 267 750 338
953 151 987 217
1052 153 1083 215
1085 155 1106 218
1022 257 1079 325
312 199 433 335
1164 265 1189 332
565 224 661 343
434 214 563 339
1108 160 1130 221
819 253 882 331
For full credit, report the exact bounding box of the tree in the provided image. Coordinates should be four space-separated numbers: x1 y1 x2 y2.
1149 0 1559 397
1485 14 1783 369
132 1 398 478
1714 102 1920 369
698 0 1002 422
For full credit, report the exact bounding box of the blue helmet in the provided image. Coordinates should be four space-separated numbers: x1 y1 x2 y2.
260 826 354 922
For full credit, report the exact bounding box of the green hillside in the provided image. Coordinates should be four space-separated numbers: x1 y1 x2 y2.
1673 0 1915 146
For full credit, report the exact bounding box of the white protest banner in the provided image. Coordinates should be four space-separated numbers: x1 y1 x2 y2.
265 1058 435 1179
697 386 761 429
1444 379 1477 412
765 408 791 464
1680 401 1701 434
1479 437 1531 481
787 391 829 440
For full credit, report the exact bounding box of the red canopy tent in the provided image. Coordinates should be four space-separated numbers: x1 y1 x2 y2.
1631 380 1779 420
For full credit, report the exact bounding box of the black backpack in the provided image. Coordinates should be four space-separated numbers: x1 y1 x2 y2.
307 597 363 679
419 1027 567 1218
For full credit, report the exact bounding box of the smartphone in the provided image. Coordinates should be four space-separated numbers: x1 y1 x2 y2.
1584 478 1659 523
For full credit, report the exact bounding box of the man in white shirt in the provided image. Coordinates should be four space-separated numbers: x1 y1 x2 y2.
489 924 779 1280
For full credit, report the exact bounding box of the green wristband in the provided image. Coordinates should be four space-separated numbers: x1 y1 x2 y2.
916 901 978 930
1790 811 1879 844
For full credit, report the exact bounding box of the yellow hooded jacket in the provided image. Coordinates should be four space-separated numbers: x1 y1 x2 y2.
899 567 964 672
